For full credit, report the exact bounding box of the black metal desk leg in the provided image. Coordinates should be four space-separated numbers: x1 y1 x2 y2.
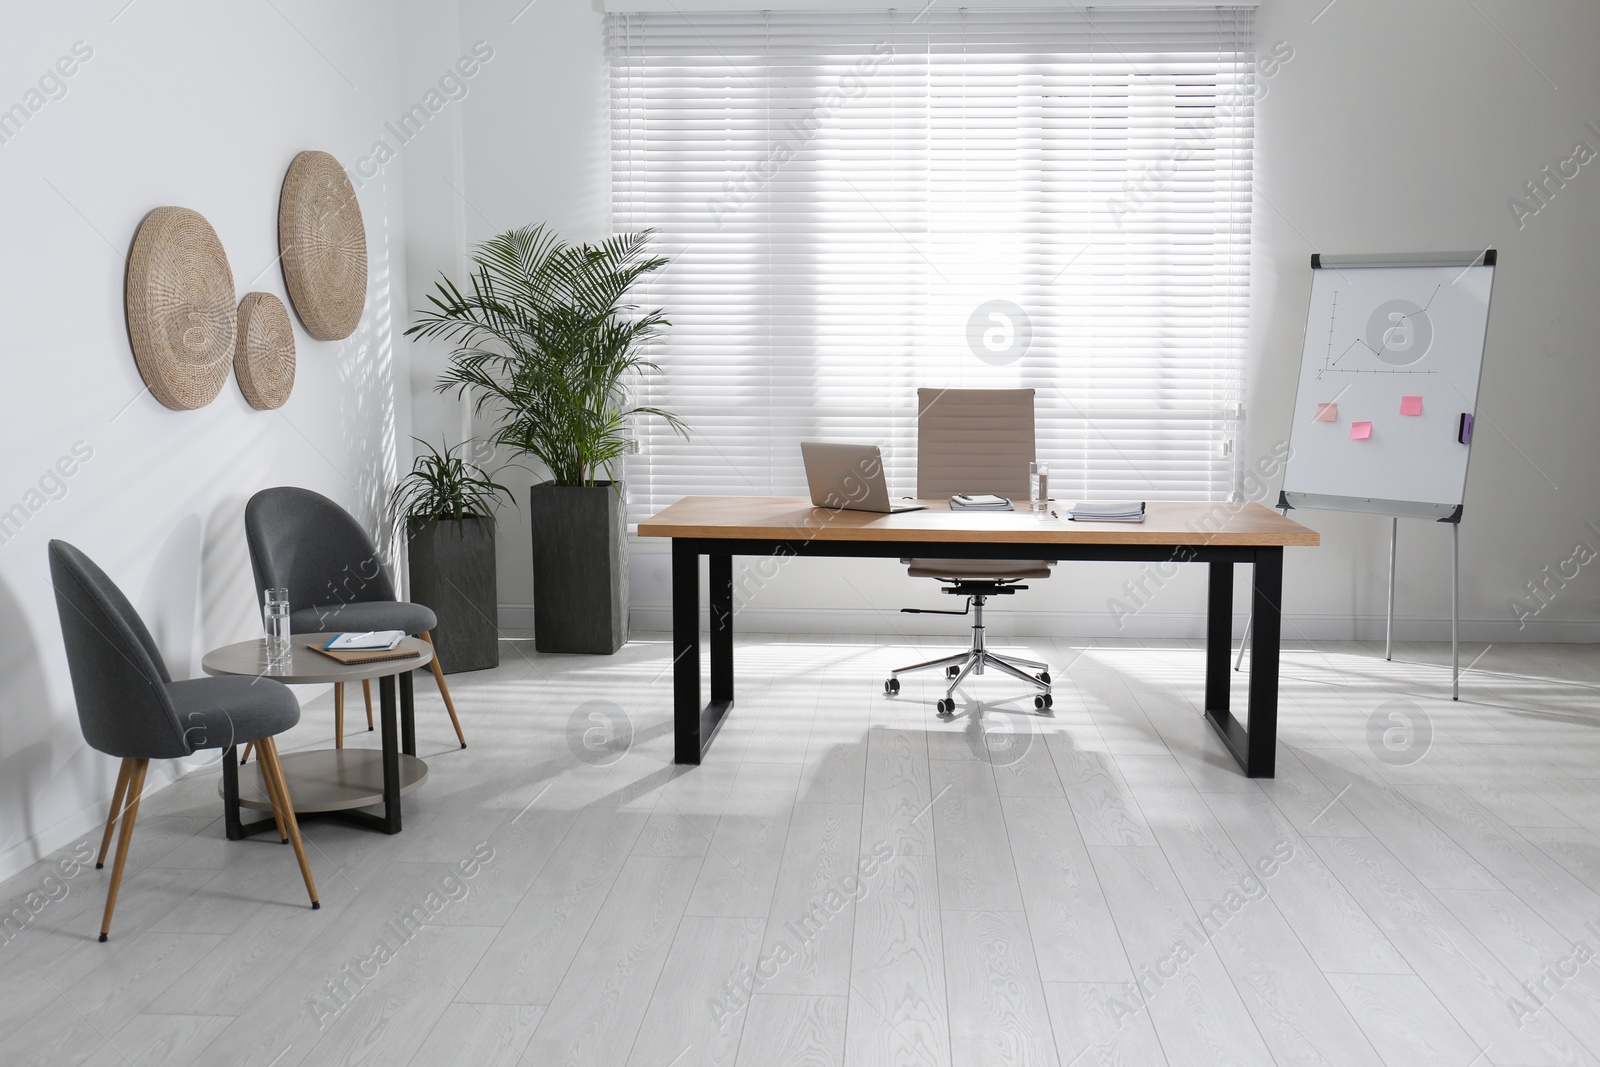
380 674 402 833
673 540 703 765
1205 561 1234 714
1245 548 1283 778
710 552 734 705
400 670 416 757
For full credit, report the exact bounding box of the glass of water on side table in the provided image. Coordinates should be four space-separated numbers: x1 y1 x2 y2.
1029 461 1050 514
263 588 292 668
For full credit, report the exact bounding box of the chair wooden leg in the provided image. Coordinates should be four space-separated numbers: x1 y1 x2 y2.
240 742 254 765
259 738 319 909
257 744 289 844
362 679 374 731
97 758 133 869
100 759 148 942
334 682 345 750
420 632 466 748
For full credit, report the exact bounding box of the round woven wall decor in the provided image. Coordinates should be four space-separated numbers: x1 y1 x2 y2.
278 150 367 340
124 206 237 410
234 292 296 410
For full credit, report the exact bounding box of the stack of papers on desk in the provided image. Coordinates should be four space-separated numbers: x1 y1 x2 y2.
949 494 1014 511
323 630 406 651
1067 501 1146 523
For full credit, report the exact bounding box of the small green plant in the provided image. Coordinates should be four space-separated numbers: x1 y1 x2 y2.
405 224 686 487
389 438 513 527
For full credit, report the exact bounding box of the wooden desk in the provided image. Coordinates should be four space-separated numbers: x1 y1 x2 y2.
640 497 1319 777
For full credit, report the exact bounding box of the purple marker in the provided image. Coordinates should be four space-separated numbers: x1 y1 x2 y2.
1458 413 1473 444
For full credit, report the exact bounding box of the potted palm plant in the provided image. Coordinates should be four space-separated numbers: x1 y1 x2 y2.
390 438 511 672
406 225 684 654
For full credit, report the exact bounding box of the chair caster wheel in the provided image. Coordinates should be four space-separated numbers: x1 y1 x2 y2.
1038 671 1051 685
884 677 900 695
936 698 955 715
946 665 961 678
1034 693 1053 710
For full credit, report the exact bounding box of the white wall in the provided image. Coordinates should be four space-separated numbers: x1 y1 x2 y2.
0 2 417 881
1245 0 1600 641
455 0 613 625
442 0 1600 645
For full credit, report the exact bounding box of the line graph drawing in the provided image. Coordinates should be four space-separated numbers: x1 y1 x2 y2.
1315 284 1442 379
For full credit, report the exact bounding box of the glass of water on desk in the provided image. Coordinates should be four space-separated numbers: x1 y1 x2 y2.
263 588 291 668
1029 461 1049 514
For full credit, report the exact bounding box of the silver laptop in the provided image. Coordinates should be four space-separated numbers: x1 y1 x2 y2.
800 442 927 514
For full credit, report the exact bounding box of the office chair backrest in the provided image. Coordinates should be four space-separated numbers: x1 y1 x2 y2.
48 540 192 760
246 487 397 612
916 387 1035 498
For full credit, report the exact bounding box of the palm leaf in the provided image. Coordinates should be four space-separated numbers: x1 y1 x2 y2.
406 224 687 487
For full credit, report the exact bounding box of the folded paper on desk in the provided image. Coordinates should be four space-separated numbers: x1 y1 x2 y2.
308 643 422 666
949 494 1014 511
1067 501 1146 523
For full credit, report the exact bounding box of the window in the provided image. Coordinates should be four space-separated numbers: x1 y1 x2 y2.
608 6 1255 521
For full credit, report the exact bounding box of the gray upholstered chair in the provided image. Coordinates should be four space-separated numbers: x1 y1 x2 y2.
244 486 465 751
47 540 318 941
884 388 1055 713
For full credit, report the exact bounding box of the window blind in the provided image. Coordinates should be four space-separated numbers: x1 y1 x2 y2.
608 7 1254 523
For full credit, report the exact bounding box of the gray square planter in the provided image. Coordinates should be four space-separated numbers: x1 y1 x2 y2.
407 516 500 673
529 481 628 654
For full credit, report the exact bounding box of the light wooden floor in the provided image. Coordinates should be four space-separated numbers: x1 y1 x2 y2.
4 633 1600 1066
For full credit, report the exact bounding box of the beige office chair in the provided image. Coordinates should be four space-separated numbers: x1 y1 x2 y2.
884 388 1055 714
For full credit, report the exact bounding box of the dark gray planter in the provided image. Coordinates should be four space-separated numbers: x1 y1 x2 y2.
528 480 628 654
407 516 499 673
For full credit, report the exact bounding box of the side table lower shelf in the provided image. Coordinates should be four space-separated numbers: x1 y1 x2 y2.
219 749 429 836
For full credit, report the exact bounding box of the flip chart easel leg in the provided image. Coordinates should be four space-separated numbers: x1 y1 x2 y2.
1452 522 1460 700
1385 517 1397 661
1234 612 1251 671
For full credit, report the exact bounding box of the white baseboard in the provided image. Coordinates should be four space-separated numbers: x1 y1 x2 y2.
0 761 187 887
500 602 1600 643
497 604 537 631
0 683 337 888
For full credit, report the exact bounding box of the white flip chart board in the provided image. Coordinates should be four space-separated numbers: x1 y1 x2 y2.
1279 251 1496 521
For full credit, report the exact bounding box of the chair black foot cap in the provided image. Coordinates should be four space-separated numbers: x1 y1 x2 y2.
312 901 321 910
281 838 289 845
98 933 108 943
460 743 467 749
95 862 103 869
368 726 374 732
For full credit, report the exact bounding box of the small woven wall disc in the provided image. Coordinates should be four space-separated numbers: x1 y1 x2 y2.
234 292 296 410
125 206 237 410
278 150 367 340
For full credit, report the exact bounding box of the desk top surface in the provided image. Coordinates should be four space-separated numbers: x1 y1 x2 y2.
639 497 1320 546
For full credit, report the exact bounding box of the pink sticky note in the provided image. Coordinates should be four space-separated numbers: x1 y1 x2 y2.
1315 402 1338 422
1400 396 1423 416
1350 421 1372 440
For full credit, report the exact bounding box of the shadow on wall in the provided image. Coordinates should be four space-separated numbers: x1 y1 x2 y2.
202 494 260 653
338 201 401 566
0 571 102 864
140 514 201 680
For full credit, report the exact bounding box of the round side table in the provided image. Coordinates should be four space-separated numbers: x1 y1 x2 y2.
202 634 433 835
